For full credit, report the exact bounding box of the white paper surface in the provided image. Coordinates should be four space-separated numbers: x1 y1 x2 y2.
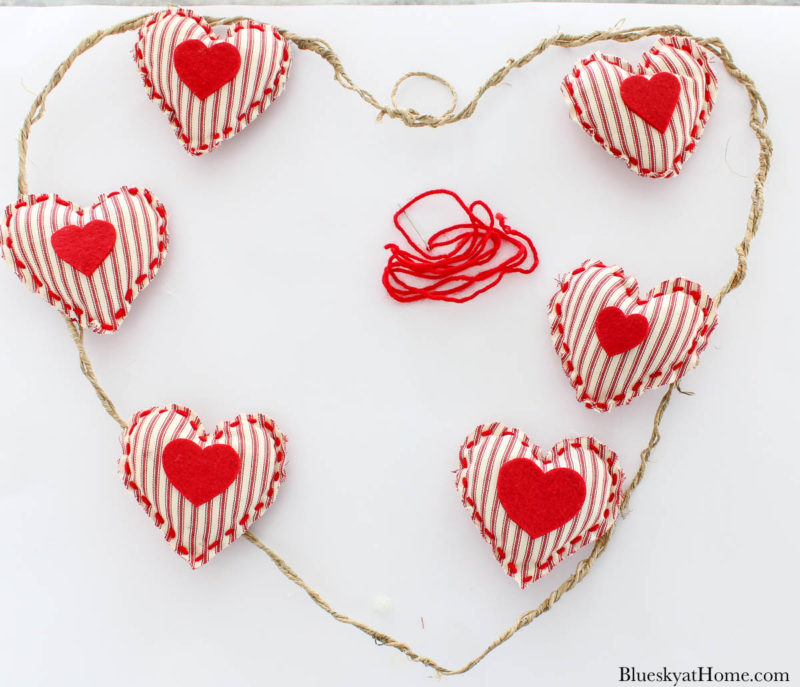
0 4 797 685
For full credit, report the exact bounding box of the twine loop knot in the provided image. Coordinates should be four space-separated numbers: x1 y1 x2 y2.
377 71 458 127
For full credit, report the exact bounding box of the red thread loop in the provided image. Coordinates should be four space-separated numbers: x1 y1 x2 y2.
382 189 538 303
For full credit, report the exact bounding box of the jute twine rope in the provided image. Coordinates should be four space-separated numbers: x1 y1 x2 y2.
15 12 771 677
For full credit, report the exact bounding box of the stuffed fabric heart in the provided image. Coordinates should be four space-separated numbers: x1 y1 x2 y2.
135 7 292 156
120 404 287 568
456 423 623 588
2 187 167 334
549 260 718 412
561 36 718 178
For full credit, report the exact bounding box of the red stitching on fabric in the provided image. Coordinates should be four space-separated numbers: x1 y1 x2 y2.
562 37 715 178
136 9 290 155
4 188 168 333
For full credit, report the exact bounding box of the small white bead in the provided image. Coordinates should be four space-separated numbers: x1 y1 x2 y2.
372 595 392 612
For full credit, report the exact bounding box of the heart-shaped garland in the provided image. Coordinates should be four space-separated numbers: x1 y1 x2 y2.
120 404 287 568
2 187 167 334
135 7 292 155
549 260 718 412
456 423 624 587
4 10 771 675
561 36 718 178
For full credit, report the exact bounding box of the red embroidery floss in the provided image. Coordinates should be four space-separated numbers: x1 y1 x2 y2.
382 189 539 303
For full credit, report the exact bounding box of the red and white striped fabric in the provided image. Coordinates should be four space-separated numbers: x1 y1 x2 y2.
2 187 167 334
549 260 718 412
561 36 717 178
135 7 292 156
119 404 287 568
456 423 623 588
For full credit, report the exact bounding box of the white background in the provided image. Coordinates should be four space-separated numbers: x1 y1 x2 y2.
0 4 797 685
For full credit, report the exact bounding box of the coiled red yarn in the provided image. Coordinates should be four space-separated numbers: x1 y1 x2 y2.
382 189 539 303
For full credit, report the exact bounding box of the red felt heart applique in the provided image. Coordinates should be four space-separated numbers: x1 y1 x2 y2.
50 220 116 276
549 260 718 412
120 404 287 568
561 36 718 178
162 439 242 506
497 459 586 539
595 306 650 356
457 423 624 587
620 72 681 134
2 187 168 334
173 40 241 100
136 8 292 155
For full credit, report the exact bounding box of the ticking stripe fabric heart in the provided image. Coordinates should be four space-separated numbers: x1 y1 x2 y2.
1 187 167 334
549 260 718 412
561 36 718 178
456 423 623 588
135 7 291 156
120 405 287 568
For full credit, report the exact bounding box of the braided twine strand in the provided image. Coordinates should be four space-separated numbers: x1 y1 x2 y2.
16 12 771 677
